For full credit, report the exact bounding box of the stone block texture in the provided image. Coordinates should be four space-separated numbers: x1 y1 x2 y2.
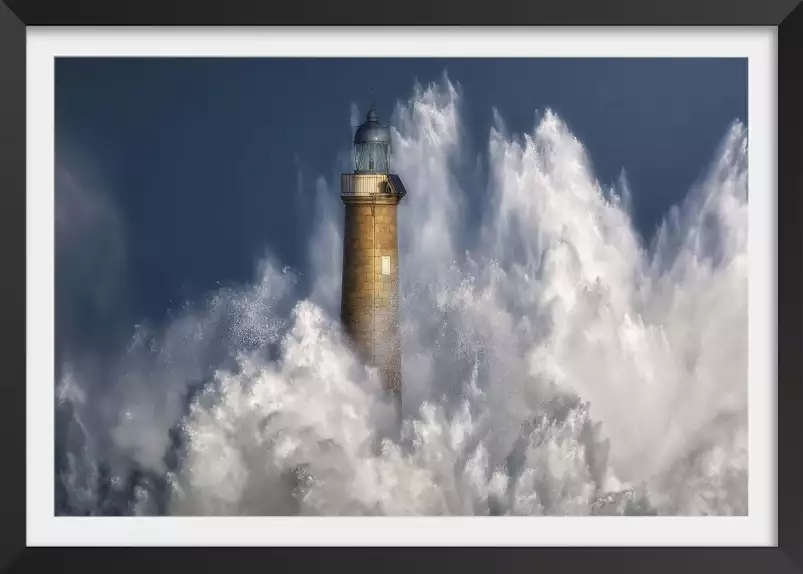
340 185 403 403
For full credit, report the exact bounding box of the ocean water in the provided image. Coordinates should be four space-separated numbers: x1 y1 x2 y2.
55 77 748 517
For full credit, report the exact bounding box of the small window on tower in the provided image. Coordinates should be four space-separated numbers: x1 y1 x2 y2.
381 256 391 276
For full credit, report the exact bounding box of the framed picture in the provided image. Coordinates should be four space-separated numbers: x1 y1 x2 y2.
2 0 801 572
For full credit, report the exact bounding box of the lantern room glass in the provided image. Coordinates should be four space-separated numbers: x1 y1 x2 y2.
354 141 390 174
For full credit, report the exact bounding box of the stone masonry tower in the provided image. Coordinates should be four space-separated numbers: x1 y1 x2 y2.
340 107 407 411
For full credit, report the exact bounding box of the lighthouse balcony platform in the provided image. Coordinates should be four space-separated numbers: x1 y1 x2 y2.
341 173 407 200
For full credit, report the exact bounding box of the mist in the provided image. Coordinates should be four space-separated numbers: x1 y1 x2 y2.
55 76 748 516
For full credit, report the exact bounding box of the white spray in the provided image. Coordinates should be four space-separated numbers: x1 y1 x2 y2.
56 76 748 516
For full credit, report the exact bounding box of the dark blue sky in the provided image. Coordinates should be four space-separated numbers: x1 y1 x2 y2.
55 58 747 356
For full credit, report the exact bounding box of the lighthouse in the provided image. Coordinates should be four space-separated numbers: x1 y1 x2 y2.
340 107 407 411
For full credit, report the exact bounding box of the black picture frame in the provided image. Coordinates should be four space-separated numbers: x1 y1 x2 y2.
1 1 800 572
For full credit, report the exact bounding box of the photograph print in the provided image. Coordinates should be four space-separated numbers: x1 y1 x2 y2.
55 57 748 517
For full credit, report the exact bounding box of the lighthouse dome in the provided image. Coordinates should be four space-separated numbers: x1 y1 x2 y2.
354 107 391 144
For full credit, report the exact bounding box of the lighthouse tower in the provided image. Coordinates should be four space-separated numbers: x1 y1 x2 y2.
340 107 407 409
